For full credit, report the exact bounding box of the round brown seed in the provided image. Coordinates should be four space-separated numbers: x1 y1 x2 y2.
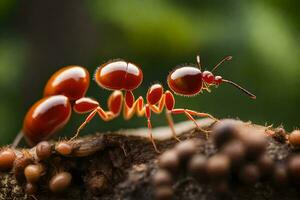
287 155 300 181
25 182 37 195
212 120 239 148
188 154 207 179
36 141 52 160
13 152 33 181
55 142 72 156
289 130 300 147
49 172 72 193
240 132 267 159
207 154 230 179
153 169 173 186
24 164 43 183
155 185 173 200
0 149 16 170
257 154 274 176
239 164 260 184
158 150 179 171
175 140 197 160
273 164 289 186
222 140 245 164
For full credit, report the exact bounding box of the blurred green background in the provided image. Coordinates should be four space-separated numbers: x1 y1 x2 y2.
0 0 299 145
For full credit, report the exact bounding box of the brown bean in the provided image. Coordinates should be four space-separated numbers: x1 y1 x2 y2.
207 154 230 180
175 140 197 160
0 149 16 170
153 169 172 186
13 152 33 181
188 154 207 180
158 150 179 171
240 132 267 159
222 140 245 164
239 164 260 184
287 155 300 181
36 141 52 160
212 120 239 148
289 130 300 147
257 154 274 176
49 172 72 193
273 164 289 186
24 164 43 183
55 142 72 156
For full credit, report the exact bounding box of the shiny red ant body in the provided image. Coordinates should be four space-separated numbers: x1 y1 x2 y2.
16 55 255 152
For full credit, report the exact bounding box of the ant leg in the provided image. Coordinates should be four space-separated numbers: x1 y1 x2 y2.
70 109 97 141
203 82 211 92
184 109 219 122
11 130 24 148
96 107 114 121
171 109 212 138
145 104 160 153
165 110 181 142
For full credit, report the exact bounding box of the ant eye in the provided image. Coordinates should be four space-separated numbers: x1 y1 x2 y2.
202 71 214 84
214 76 223 84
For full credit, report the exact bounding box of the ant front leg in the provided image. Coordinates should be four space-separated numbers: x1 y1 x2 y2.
71 97 115 140
171 109 216 138
165 91 217 138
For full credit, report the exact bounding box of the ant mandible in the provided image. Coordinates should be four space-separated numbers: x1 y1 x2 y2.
15 55 255 153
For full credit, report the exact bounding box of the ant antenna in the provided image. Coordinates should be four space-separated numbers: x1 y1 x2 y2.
211 56 232 72
196 55 202 71
222 79 256 99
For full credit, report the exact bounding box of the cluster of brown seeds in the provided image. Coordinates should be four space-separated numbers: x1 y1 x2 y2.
0 140 73 196
153 120 300 200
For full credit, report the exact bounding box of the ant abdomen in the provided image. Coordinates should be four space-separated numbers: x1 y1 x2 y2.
44 66 90 101
23 95 72 145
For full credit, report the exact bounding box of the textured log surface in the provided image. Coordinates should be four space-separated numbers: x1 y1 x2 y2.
0 119 299 200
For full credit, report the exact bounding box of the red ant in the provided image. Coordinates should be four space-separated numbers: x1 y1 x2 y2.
71 56 255 152
15 55 255 153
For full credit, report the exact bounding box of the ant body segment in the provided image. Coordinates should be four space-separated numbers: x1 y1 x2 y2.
16 55 255 153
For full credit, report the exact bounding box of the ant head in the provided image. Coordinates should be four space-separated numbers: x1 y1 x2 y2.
202 55 255 99
202 72 224 85
94 60 143 91
202 71 215 84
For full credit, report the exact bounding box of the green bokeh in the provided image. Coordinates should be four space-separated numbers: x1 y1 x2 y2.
0 0 299 145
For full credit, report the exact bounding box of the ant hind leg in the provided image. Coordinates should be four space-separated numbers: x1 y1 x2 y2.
171 108 214 139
